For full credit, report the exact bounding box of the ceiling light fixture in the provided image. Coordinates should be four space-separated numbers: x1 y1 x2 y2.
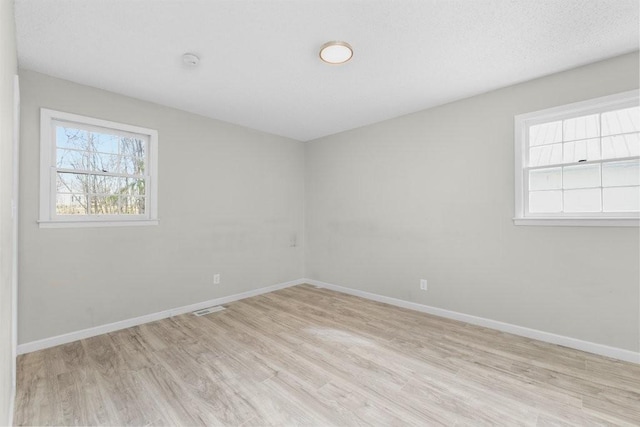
182 53 200 67
319 41 353 65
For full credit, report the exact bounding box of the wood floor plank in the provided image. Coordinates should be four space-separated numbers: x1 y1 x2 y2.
14 284 640 426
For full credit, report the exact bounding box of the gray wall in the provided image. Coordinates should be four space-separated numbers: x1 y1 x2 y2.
19 69 305 344
0 0 17 423
305 52 640 352
18 53 640 356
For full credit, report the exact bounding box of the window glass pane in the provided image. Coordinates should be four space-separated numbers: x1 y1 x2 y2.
86 152 120 173
529 191 562 213
120 137 146 158
55 194 88 215
56 175 147 216
90 132 119 154
120 196 145 214
55 126 89 150
89 195 120 214
120 177 146 196
529 167 561 191
57 172 89 194
57 149 90 170
603 186 640 212
121 156 145 175
563 188 601 212
563 114 600 141
562 138 600 163
529 143 562 167
90 175 122 195
563 164 600 189
602 160 640 187
529 121 562 146
601 133 640 159
601 106 640 136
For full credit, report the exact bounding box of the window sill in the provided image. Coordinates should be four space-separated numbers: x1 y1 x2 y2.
513 217 639 227
38 219 159 229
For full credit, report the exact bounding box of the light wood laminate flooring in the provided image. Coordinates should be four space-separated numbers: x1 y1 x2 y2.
14 285 640 426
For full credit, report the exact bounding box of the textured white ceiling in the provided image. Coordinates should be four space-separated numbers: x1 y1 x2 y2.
15 0 639 141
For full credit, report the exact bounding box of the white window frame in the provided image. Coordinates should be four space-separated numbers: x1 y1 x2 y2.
514 90 640 227
39 108 159 228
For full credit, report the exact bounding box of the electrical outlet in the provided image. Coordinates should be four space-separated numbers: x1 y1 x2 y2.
213 274 221 285
420 279 428 291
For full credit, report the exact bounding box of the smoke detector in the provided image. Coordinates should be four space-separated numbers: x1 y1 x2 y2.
182 53 200 67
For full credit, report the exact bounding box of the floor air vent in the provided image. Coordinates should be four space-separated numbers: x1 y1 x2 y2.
193 306 225 316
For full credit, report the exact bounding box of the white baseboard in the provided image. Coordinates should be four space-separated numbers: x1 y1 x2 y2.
304 278 640 364
17 278 306 355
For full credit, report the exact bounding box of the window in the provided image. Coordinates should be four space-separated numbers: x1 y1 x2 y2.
39 109 158 227
514 90 640 226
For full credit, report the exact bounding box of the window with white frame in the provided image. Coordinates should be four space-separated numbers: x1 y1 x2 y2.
39 109 158 227
514 90 640 226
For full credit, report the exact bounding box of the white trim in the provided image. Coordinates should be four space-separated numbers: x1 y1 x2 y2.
9 73 19 427
38 219 159 228
8 389 14 427
39 108 159 226
514 90 640 225
17 278 305 355
513 217 639 227
304 278 640 364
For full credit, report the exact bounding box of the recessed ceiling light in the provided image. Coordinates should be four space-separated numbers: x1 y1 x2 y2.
182 53 200 67
319 41 353 65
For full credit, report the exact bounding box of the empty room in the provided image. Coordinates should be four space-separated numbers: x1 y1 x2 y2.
1 0 639 425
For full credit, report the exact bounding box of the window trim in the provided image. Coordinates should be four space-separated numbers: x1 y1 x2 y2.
39 108 159 228
514 90 640 227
